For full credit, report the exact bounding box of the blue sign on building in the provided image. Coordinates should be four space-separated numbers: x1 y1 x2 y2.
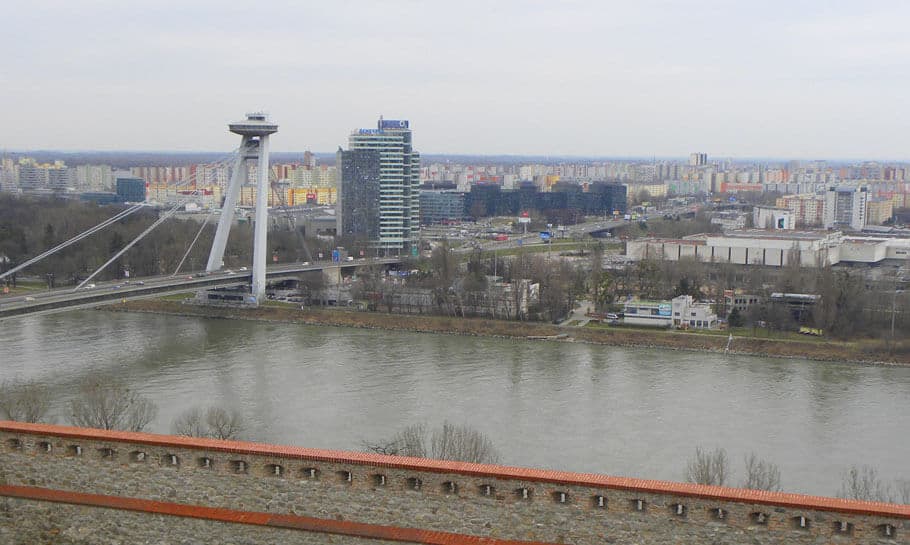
332 250 340 263
539 232 551 241
379 119 409 130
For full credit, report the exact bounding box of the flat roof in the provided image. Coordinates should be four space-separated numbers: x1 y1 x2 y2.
716 229 838 241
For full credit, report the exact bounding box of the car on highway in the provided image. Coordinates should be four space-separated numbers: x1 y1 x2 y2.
86 283 96 289
24 296 35 302
239 267 248 271
136 281 145 285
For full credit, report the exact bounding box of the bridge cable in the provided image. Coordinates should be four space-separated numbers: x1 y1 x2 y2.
268 167 313 263
171 209 216 277
0 203 145 281
72 150 242 290
74 204 185 291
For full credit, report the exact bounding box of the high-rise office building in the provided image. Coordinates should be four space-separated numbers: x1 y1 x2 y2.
338 118 420 253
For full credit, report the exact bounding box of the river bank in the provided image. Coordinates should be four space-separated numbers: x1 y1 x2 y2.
108 299 910 366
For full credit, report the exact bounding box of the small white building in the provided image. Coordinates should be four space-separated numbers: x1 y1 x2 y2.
753 205 793 230
622 300 673 327
623 295 718 329
671 295 719 329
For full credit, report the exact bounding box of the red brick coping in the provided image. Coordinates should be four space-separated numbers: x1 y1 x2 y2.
2 421 908 519
0 484 557 545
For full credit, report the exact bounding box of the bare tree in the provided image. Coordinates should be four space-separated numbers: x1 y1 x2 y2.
172 405 245 440
204 406 245 440
69 380 157 432
0 380 53 423
430 422 500 464
839 465 893 503
171 406 207 437
741 452 782 491
685 446 730 486
364 423 427 458
895 479 910 505
364 421 499 464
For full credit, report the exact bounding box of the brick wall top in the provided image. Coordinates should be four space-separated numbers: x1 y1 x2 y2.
3 420 908 519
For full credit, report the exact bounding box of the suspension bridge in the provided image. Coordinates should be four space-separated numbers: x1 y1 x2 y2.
0 114 401 320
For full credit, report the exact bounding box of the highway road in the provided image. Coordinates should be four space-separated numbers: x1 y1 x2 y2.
454 206 696 253
0 258 402 320
457 218 629 253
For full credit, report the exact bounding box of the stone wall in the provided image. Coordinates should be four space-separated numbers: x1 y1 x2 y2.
1 496 403 545
1 421 907 544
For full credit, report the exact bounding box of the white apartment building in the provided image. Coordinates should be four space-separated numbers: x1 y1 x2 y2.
824 185 868 231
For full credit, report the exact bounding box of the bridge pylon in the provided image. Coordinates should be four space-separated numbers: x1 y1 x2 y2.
206 113 278 304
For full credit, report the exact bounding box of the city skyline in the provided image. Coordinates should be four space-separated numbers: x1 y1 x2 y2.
4 1 910 159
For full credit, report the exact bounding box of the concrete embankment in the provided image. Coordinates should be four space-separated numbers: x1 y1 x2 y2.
107 299 910 366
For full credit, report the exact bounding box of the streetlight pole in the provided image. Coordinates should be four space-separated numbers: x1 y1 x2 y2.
891 267 904 346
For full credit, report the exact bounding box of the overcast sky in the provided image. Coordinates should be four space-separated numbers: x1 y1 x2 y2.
3 0 909 159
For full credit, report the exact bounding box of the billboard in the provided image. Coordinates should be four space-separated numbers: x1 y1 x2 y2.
658 303 672 317
380 119 409 129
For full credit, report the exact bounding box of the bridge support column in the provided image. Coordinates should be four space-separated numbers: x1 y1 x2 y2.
206 140 249 272
251 134 270 302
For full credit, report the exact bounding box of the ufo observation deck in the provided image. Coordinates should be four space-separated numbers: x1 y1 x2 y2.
229 113 278 136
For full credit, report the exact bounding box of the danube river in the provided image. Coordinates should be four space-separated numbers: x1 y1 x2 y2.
2 310 908 497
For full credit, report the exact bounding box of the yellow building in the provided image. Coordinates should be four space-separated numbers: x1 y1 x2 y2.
866 199 894 225
625 182 668 202
239 186 337 207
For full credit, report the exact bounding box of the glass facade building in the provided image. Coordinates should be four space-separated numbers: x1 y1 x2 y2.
337 149 381 242
419 190 466 224
339 118 420 253
115 176 146 203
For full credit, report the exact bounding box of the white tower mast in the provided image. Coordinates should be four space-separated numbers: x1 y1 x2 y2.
206 113 278 303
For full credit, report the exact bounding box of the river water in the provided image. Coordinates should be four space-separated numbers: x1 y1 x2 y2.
1 310 908 497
